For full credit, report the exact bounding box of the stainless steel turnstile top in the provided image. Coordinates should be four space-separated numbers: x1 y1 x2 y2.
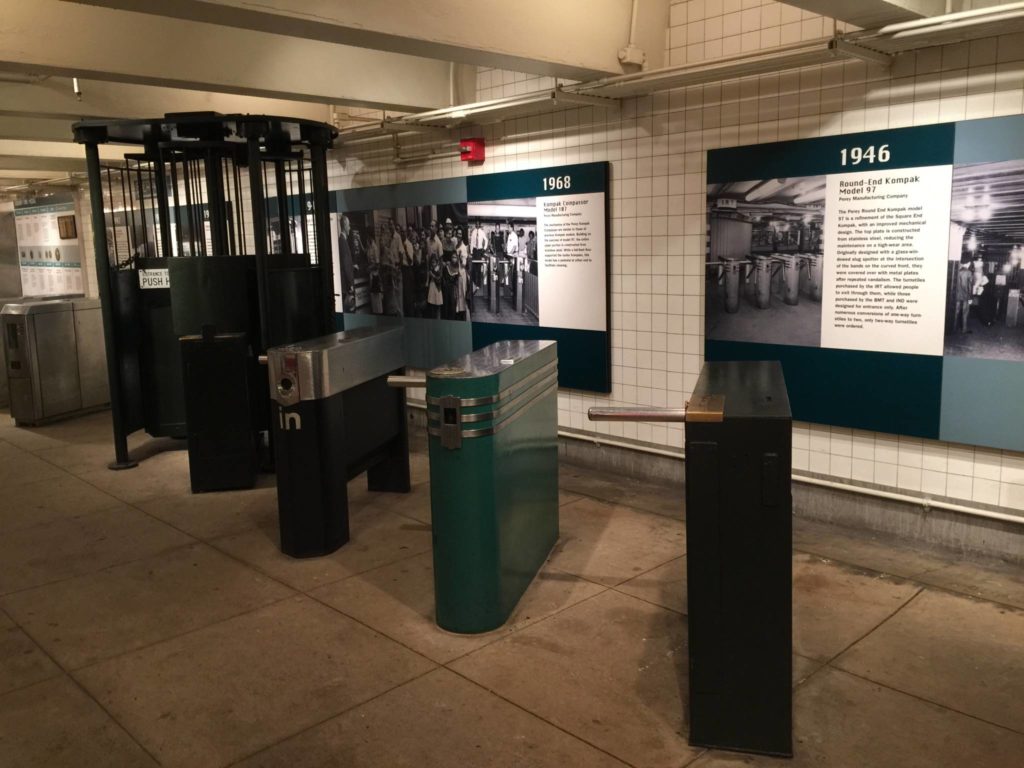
428 339 556 380
267 323 405 405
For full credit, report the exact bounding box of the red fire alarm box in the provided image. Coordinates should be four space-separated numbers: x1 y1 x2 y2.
460 137 485 162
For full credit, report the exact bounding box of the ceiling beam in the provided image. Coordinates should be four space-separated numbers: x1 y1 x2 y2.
0 139 124 174
1 0 464 112
0 115 80 142
65 0 670 79
0 170 69 180
782 0 947 29
0 78 334 123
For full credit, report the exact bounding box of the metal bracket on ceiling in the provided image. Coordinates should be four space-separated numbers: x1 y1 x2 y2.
829 37 893 67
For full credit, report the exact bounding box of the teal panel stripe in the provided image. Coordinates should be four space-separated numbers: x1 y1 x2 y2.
332 177 467 212
940 357 1024 452
467 162 608 200
707 123 955 183
953 114 1024 165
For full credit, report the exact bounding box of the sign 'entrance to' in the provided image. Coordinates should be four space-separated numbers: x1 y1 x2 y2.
138 268 170 290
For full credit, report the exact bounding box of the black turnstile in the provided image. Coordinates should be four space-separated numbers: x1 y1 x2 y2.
267 323 410 558
588 359 793 758
685 361 792 757
180 329 257 493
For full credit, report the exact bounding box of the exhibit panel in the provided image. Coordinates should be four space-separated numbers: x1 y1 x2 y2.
329 162 611 393
12 193 85 296
705 114 1024 453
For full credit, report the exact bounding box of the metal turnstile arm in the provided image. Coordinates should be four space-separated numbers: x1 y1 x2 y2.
588 394 725 424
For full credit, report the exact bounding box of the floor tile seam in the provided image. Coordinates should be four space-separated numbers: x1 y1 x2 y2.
286 543 437 596
791 654 831 692
561 487 684 520
0 657 164 765
442 666 640 768
64 672 194 767
439 583 614 667
547 554 688 591
186 531 321 598
909 578 1024 614
828 666 1024 738
826 586 925 668
606 585 686 616
0 662 65 699
36 592 300 676
0 539 200 600
0 462 123 498
543 562 627 590
790 545 923 582
617 551 687 583
0 497 167 540
680 749 711 768
790 547 1024 613
16 439 109 470
301 587 444 669
221 666 442 768
372 503 431 528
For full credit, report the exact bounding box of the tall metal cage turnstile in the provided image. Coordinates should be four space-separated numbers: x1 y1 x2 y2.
73 113 338 473
590 360 793 758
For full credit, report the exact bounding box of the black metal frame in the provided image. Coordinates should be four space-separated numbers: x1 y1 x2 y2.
74 113 338 470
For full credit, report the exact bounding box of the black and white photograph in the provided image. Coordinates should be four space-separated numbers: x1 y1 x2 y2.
465 199 539 326
705 175 825 348
332 202 472 319
945 160 1024 361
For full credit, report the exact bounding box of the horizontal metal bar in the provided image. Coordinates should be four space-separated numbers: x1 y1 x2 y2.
428 382 555 441
387 374 427 388
425 359 558 407
428 371 558 426
588 407 688 423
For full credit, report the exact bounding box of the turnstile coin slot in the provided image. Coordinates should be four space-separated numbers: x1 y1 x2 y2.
439 396 462 449
10 361 20 370
6 324 17 350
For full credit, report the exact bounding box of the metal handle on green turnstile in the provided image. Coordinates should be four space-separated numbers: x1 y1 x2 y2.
387 375 427 388
588 394 725 423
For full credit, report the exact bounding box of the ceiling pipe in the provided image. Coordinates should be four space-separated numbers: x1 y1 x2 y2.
334 3 1022 146
0 72 51 84
877 0 1024 33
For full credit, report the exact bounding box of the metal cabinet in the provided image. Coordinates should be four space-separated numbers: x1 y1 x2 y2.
1 298 109 425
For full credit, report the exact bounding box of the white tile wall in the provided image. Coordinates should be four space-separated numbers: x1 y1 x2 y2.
292 3 1024 517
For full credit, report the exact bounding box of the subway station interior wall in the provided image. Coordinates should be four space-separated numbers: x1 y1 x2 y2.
326 0 1024 516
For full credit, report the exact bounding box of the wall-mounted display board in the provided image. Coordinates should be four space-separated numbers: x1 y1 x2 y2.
330 162 610 392
13 193 85 296
705 114 1024 452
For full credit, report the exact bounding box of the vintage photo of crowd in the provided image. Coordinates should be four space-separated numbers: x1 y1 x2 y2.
333 201 539 326
945 160 1024 362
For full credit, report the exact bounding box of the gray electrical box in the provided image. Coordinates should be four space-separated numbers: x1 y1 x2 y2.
1 297 109 425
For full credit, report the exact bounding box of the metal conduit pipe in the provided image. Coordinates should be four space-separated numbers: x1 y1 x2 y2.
405 400 1024 527
795 474 1024 527
888 9 1024 39
876 1 1024 33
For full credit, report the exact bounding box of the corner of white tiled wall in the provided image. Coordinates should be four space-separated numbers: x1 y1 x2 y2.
330 0 1024 515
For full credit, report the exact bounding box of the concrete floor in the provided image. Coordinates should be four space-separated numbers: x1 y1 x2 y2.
0 410 1022 767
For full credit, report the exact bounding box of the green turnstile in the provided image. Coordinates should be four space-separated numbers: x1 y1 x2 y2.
425 339 559 634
